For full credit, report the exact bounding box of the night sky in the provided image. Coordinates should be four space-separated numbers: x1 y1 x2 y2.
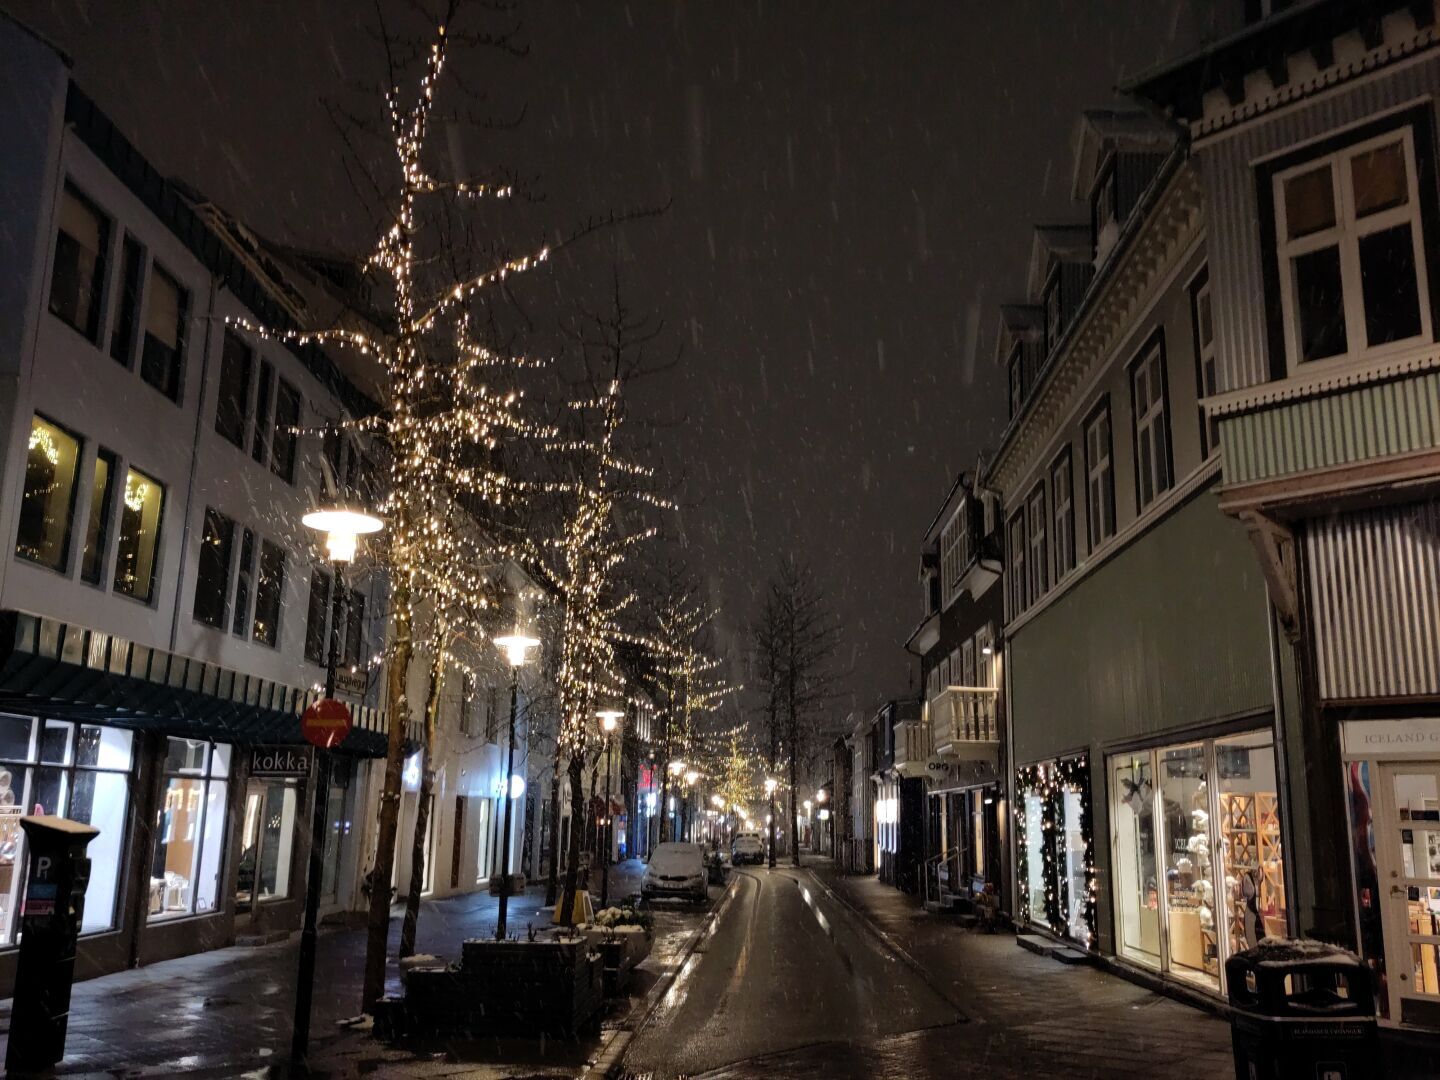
13 1 1224 717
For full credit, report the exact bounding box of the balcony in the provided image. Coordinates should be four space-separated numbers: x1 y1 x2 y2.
930 686 1000 761
891 718 933 779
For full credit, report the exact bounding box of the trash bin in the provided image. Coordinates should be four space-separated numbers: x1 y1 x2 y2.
1226 939 1378 1080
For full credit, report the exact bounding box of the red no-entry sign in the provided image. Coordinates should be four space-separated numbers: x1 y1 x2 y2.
301 698 352 749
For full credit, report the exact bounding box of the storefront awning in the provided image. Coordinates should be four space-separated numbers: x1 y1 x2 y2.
0 610 411 757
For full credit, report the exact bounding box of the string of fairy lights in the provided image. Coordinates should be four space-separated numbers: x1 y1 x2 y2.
1014 757 1097 946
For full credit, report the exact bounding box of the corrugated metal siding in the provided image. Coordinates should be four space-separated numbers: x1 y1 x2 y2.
1220 370 1440 483
1200 55 1440 393
1307 499 1440 700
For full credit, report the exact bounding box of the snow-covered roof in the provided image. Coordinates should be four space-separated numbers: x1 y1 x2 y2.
1069 109 1177 201
1026 225 1091 298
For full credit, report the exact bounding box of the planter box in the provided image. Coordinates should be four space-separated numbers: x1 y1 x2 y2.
580 925 653 972
382 936 604 1042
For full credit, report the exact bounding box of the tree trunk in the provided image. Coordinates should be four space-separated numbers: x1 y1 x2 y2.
558 753 587 926
398 626 445 958
544 745 562 905
362 574 414 1013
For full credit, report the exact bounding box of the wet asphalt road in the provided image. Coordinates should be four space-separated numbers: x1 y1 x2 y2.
621 865 962 1079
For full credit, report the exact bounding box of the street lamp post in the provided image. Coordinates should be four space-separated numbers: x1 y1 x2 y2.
294 504 381 1067
683 769 699 842
493 629 539 940
764 776 779 869
597 708 623 909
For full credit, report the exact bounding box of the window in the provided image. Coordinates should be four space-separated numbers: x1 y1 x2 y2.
1050 448 1075 581
460 675 480 737
1084 400 1115 550
975 625 995 688
140 264 186 401
1093 160 1119 256
109 236 142 365
1191 271 1219 457
193 508 235 629
252 360 274 464
49 184 109 341
0 717 135 942
15 415 82 572
1007 510 1027 616
1044 274 1062 354
1026 484 1048 602
1131 337 1173 511
215 332 253 448
939 654 952 689
113 467 164 602
960 639 975 687
304 566 332 665
270 379 301 483
343 589 366 667
1272 125 1431 369
939 504 970 607
231 528 256 637
1007 343 1025 419
150 738 231 921
81 448 117 584
252 540 285 647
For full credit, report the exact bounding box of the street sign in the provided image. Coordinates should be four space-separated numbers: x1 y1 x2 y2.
302 697 352 749
251 745 313 779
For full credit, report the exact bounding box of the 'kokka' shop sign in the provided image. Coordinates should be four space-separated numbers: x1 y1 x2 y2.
250 745 313 778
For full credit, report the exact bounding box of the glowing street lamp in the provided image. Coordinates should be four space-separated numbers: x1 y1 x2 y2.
294 502 381 1066
494 626 539 940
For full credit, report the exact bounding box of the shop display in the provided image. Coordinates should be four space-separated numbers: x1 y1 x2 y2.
1219 792 1287 952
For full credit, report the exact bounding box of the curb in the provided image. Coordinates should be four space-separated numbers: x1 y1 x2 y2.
803 866 973 1021
580 873 740 1080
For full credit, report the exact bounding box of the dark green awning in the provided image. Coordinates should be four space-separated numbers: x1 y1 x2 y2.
0 610 413 757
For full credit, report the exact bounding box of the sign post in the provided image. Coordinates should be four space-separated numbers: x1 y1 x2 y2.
292 697 351 1064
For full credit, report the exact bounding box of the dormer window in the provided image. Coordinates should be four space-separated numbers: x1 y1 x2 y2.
1092 159 1120 264
940 504 972 608
1007 342 1025 418
1044 273 1063 354
1269 120 1431 373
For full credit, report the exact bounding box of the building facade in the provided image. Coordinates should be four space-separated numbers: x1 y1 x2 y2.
988 108 1290 1003
1132 0 1440 1030
904 471 1008 915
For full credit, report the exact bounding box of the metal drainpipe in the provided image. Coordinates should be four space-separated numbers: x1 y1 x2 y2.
1265 594 1302 937
168 277 219 653
1003 636 1018 922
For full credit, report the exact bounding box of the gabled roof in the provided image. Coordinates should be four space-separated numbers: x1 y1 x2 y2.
1122 0 1420 122
1070 109 1177 201
994 304 1043 367
1026 224 1091 298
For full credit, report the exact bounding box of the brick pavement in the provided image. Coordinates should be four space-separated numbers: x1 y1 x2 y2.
808 858 1440 1080
0 861 653 1078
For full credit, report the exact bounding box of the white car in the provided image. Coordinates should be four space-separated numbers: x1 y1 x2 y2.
731 834 765 865
642 842 708 905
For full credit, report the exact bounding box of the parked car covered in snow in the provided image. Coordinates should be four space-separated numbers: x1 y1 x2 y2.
642 842 708 905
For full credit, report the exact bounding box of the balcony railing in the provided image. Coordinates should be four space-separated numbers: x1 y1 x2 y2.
930 685 999 760
891 718 932 779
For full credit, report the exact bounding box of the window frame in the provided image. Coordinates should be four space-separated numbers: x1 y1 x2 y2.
48 182 112 344
215 331 255 450
1043 268 1063 356
149 737 231 922
1083 396 1116 551
193 507 236 630
1189 267 1219 458
252 539 286 648
138 260 188 403
1129 330 1174 513
1006 341 1025 419
111 464 166 605
939 502 970 609
1258 105 1440 379
270 378 302 484
109 234 144 367
1050 446 1076 582
1025 482 1048 603
1006 508 1028 618
1091 153 1119 254
15 413 85 574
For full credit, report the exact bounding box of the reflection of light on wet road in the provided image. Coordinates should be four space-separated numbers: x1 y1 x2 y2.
796 881 831 937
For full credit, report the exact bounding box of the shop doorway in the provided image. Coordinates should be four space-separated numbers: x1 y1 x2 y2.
1375 762 1440 1027
235 779 298 917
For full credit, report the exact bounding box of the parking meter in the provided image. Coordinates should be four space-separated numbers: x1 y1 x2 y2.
5 815 99 1076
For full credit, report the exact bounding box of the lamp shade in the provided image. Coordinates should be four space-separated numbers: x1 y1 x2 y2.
597 708 624 733
493 631 540 668
302 505 383 564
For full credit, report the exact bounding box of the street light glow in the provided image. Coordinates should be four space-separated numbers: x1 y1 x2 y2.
597 708 623 733
302 505 383 564
493 630 540 668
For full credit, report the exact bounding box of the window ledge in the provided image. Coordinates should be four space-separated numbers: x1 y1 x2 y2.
1207 342 1440 418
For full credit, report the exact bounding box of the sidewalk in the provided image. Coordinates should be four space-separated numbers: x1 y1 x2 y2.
808 859 1236 1078
810 858 1440 1080
0 861 649 1077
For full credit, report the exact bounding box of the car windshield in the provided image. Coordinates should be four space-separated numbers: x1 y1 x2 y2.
649 844 702 873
